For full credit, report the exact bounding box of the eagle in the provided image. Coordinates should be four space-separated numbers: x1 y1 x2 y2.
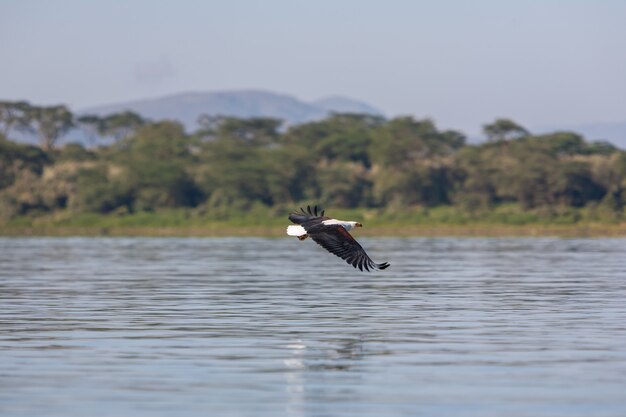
287 205 390 271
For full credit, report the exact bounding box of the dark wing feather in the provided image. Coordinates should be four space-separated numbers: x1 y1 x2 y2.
308 224 390 271
288 205 328 227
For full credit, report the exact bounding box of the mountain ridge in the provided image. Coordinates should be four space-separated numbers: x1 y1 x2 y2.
4 90 625 148
80 89 384 131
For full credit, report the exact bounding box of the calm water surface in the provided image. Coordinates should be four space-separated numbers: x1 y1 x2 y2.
1 237 626 416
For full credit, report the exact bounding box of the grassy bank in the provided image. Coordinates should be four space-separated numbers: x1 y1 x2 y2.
2 204 626 237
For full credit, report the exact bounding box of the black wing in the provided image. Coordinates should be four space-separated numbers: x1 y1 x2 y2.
288 205 327 226
308 224 390 272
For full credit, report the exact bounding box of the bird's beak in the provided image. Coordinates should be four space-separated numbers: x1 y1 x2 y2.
356 222 363 228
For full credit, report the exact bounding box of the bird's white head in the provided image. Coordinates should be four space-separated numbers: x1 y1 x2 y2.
349 221 363 229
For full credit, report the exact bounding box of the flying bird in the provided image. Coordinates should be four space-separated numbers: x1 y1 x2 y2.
287 205 390 271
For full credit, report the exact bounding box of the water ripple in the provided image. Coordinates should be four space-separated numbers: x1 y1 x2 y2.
1 237 626 417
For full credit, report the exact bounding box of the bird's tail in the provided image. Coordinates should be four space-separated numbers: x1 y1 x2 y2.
286 225 307 237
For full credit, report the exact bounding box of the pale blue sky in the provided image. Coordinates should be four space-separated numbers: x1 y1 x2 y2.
1 0 625 134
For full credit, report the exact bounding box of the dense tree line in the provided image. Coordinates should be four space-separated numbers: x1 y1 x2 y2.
1 100 625 220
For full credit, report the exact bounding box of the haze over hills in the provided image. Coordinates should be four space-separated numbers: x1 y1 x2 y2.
79 90 626 148
4 89 625 148
81 90 384 131
309 96 383 116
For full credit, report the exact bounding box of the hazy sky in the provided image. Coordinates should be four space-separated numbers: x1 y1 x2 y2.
1 0 625 134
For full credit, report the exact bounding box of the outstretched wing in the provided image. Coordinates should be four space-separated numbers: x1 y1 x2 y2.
308 224 390 272
288 205 327 226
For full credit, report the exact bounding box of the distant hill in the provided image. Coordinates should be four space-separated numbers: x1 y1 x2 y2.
7 89 626 149
80 90 384 131
310 96 383 116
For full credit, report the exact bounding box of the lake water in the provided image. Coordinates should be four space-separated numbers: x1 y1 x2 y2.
1 236 625 417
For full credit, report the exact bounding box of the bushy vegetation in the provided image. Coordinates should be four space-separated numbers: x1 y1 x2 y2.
1 99 626 229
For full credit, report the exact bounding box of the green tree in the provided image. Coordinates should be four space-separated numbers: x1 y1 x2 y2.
506 148 555 208
454 145 503 209
215 117 282 145
197 139 274 207
283 113 384 165
117 121 202 210
316 161 372 207
368 117 461 206
0 137 49 190
72 165 133 213
535 131 585 156
101 111 146 141
76 114 106 146
27 105 74 149
483 118 529 142
548 161 605 207
369 117 462 168
0 101 32 138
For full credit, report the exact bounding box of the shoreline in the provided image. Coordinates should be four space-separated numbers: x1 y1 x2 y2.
3 223 626 238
